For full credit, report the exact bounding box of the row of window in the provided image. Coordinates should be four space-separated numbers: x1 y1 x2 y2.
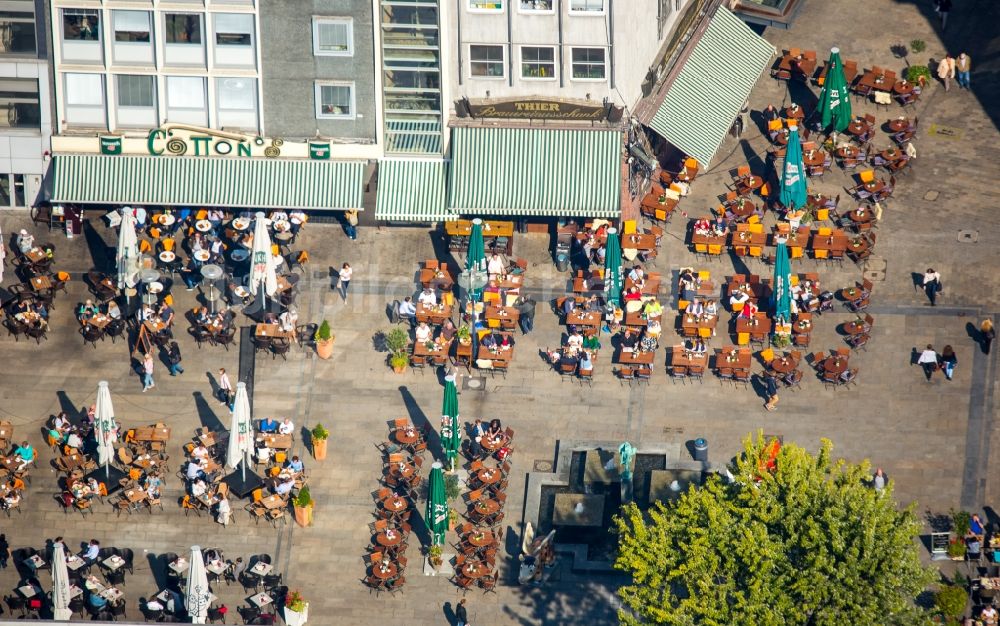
471 0 606 14
470 45 607 81
0 1 37 56
62 9 254 46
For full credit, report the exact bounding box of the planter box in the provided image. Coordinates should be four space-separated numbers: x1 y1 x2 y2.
284 603 308 626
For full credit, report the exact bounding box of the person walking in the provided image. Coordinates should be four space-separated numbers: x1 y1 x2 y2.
166 341 184 376
763 373 780 411
872 467 888 492
338 262 353 302
515 295 537 334
937 54 955 92
956 52 971 89
935 0 952 29
918 345 939 381
940 345 958 381
922 268 941 305
141 352 155 392
455 598 469 626
0 533 9 569
343 209 359 241
981 319 996 355
217 368 232 405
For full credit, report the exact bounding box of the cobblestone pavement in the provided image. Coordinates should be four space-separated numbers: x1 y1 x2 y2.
0 0 997 623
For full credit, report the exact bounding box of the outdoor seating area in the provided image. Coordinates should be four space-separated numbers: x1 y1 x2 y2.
2 234 63 344
1 422 31 517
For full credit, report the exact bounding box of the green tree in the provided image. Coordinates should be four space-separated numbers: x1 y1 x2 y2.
613 433 936 626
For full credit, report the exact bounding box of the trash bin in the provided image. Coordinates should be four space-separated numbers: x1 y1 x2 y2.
692 438 708 462
555 252 570 272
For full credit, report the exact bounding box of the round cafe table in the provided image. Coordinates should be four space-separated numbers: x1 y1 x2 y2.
158 251 176 263
461 561 488 580
158 214 175 226
376 531 402 547
371 562 398 581
195 220 212 233
888 117 910 133
194 250 211 263
232 218 250 231
846 120 868 136
467 531 494 548
472 498 500 517
862 180 884 195
880 148 903 162
835 145 860 159
840 287 864 302
477 467 502 486
480 435 506 452
823 356 849 375
843 320 867 336
784 105 805 120
793 319 812 335
393 429 418 445
893 80 914 95
389 462 415 480
770 356 798 374
731 198 755 218
381 496 408 514
802 150 826 167
849 238 869 255
744 176 764 190
848 208 874 224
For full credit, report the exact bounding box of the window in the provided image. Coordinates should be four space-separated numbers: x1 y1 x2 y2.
165 14 201 44
315 82 354 119
0 2 37 55
569 0 605 13
113 11 150 43
214 13 253 46
0 176 9 205
520 46 555 79
12 174 25 207
64 73 103 106
117 75 154 107
216 77 256 110
166 76 205 109
470 45 504 78
469 0 503 11
571 48 606 80
519 0 553 11
313 18 352 56
63 9 100 41
0 78 40 128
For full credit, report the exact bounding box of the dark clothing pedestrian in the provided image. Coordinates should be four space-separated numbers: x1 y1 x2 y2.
0 534 9 569
516 296 537 334
981 321 995 355
922 270 941 306
455 601 469 626
936 0 952 28
167 342 184 376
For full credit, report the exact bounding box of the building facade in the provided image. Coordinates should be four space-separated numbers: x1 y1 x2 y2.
0 0 52 209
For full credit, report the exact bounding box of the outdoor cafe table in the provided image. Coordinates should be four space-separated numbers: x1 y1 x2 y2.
480 434 507 452
65 554 87 572
477 467 502 486
811 231 849 254
566 309 602 329
802 149 826 167
844 320 867 335
249 592 274 608
25 247 47 263
86 314 112 330
621 233 657 252
846 120 871 136
848 237 870 256
616 349 655 366
691 232 728 249
103 554 126 571
381 496 408 515
472 498 500 517
392 428 419 446
260 494 286 510
736 313 772 338
835 145 861 159
730 230 767 252
24 554 46 570
199 431 227 448
770 353 800 374
775 53 816 80
133 426 171 442
29 275 52 291
249 561 273 577
805 193 836 210
856 70 896 92
485 306 519 323
793 315 813 337
888 117 911 133
416 303 451 325
860 179 885 195
412 338 452 359
742 175 765 191
671 347 708 370
623 307 658 327
847 207 875 226
275 275 295 293
376 530 403 548
880 147 904 162
445 220 514 238
371 563 398 581
730 197 756 219
388 461 415 480
776 227 811 250
679 314 717 336
17 583 42 598
255 323 294 340
784 104 806 120
823 355 850 375
143 319 167 334
480 343 514 362
460 561 489 580
258 433 292 450
206 560 228 577
168 558 189 574
419 266 455 290
841 286 865 303
716 347 752 371
467 530 495 548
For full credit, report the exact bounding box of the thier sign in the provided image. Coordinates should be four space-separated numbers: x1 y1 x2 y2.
466 98 621 121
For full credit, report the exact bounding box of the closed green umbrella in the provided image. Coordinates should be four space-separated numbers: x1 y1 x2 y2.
779 124 808 211
466 218 487 302
425 462 448 546
817 47 852 133
771 240 793 327
441 375 460 471
604 227 623 308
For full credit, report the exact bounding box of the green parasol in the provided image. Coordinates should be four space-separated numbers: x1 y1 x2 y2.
779 124 808 211
817 47 852 133
604 227 624 308
466 218 487 302
771 240 793 327
441 375 460 471
425 462 448 546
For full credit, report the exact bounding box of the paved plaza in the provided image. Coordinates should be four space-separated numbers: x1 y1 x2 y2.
1 0 998 624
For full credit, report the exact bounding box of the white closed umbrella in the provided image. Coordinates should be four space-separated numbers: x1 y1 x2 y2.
226 382 253 472
94 381 117 473
185 546 211 624
249 212 277 300
51 542 72 621
116 209 141 289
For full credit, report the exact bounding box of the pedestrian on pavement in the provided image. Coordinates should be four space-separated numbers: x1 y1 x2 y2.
763 373 780 411
0 533 9 569
937 55 955 92
922 268 941 305
515 295 537 334
935 0 952 29
455 598 469 626
872 467 888 492
980 319 995 355
338 262 353 302
940 345 957 380
918 344 939 381
217 368 232 405
956 52 971 89
166 341 184 376
344 209 359 240
141 352 155 392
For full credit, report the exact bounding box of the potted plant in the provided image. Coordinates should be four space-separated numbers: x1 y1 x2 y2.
314 320 334 359
310 424 329 461
283 590 309 626
293 485 313 528
445 474 461 500
389 352 410 374
934 584 967 623
456 325 472 346
951 509 971 537
384 327 410 373
426 545 443 570
906 64 931 87
946 538 966 560
448 509 459 531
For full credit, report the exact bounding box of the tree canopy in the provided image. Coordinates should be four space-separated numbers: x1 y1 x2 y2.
613 434 936 626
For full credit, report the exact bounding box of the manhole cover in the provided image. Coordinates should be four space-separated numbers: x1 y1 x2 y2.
924 190 940 201
463 376 487 391
533 460 553 472
927 124 964 140
957 230 979 243
864 269 886 281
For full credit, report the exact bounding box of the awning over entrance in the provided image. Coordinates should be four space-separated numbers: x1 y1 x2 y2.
375 159 452 222
647 7 775 165
50 154 366 210
447 127 622 218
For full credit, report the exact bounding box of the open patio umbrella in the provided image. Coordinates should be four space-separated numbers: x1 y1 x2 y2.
246 211 278 317
817 47 852 133
604 227 624 308
116 209 141 290
51 542 72 621
771 240 793 327
94 381 116 475
425 462 448 546
186 546 212 624
441 374 460 471
779 123 808 211
465 218 487 302
226 382 253 477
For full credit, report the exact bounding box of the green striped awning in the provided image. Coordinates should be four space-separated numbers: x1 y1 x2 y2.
50 154 366 210
447 127 622 218
648 7 775 165
375 159 451 222
386 120 443 155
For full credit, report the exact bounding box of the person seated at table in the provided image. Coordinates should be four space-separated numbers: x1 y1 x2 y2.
685 298 705 316
191 443 210 462
13 441 34 470
270 209 288 224
678 267 696 291
136 304 155 324
627 265 645 287
193 307 211 327
66 431 83 450
69 479 90 500
763 104 779 123
440 319 457 341
643 299 663 319
565 331 584 352
259 417 279 434
561 296 578 318
145 480 160 501
273 476 295 497
968 535 984 560
970 513 986 538
487 418 503 440
255 445 272 466
46 423 65 446
692 218 711 236
189 231 206 253
279 307 298 334
81 539 100 565
16 229 34 254
691 338 708 355
54 411 73 435
145 597 165 613
481 332 499 351
740 299 759 319
185 459 207 482
594 245 606 265
415 321 433 344
88 590 108 610
487 252 508 279
578 351 593 373
278 417 295 435
620 328 640 353
729 289 750 310
3 489 21 510
639 331 658 352
646 318 662 340
77 299 99 323
499 334 515 350
623 286 643 302
190 478 208 498
284 455 305 473
417 287 437 306
704 300 719 317
397 297 417 325
102 299 120 321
